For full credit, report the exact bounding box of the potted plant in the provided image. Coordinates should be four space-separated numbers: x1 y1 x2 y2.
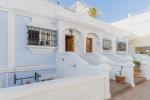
133 60 141 77
115 66 126 83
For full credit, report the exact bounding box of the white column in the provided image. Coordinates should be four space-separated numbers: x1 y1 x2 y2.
126 39 129 54
57 28 65 52
112 38 117 53
100 34 103 53
57 21 65 52
8 10 15 68
83 35 87 53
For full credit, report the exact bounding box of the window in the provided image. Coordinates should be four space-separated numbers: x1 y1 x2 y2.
27 26 57 47
103 39 112 50
117 42 126 51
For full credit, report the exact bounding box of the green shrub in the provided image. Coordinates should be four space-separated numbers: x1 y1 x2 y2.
133 60 141 70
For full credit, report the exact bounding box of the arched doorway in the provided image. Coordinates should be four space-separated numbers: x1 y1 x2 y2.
86 33 100 53
64 28 83 54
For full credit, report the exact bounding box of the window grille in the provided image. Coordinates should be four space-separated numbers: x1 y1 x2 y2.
103 39 112 50
27 26 57 47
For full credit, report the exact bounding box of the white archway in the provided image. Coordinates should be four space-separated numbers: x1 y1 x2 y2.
86 33 101 53
64 28 84 54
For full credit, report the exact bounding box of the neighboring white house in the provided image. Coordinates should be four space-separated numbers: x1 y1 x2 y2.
112 8 150 54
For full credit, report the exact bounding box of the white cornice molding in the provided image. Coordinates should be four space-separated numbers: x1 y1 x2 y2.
27 45 57 53
0 64 56 74
0 0 8 9
0 7 9 12
56 16 106 33
0 67 14 73
15 64 56 72
28 18 57 30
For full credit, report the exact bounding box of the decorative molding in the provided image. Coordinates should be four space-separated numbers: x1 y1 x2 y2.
0 65 56 74
0 7 9 12
57 16 106 34
0 67 14 74
15 64 56 72
27 45 57 53
116 51 127 54
28 18 57 30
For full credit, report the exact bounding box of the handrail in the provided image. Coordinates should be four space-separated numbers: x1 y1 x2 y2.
14 72 41 85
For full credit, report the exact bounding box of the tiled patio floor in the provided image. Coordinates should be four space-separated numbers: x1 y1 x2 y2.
110 80 150 100
110 80 131 96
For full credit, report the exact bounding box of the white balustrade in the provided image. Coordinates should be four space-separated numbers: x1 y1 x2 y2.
0 75 105 100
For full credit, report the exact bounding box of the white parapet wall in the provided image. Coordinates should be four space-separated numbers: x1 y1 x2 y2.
56 52 111 99
132 54 150 80
0 75 105 100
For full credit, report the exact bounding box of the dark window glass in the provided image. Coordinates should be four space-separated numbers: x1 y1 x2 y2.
28 30 39 45
27 26 57 47
103 39 112 50
117 42 126 51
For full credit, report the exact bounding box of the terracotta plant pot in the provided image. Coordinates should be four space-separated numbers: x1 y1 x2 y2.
134 69 141 78
115 75 126 83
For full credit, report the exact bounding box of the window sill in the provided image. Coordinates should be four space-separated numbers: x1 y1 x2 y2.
103 50 112 52
117 51 126 54
27 45 57 53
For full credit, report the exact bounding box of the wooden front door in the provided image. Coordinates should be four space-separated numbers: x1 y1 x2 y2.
86 38 92 53
65 36 74 52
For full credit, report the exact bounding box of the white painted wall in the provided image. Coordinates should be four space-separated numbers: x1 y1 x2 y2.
111 11 150 49
134 35 150 47
0 75 105 100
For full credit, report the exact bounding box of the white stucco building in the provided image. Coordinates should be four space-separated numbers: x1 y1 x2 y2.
1 0 149 100
112 9 150 54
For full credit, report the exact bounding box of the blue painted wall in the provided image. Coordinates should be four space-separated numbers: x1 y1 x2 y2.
8 69 56 87
0 73 7 88
0 11 8 67
15 15 56 66
0 14 57 88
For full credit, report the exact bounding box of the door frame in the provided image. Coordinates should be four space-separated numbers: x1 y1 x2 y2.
86 37 93 53
65 35 75 52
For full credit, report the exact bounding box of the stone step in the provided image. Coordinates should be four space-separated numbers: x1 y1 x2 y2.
134 77 146 85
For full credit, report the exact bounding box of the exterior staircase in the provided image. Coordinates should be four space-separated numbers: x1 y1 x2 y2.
56 52 111 99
